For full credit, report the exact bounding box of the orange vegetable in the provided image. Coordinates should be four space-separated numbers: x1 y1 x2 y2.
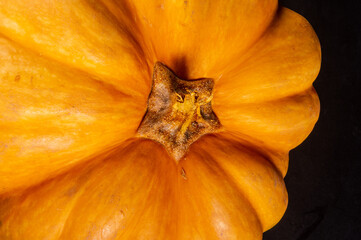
0 0 320 239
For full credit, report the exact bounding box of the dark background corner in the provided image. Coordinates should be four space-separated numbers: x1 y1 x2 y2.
264 0 361 239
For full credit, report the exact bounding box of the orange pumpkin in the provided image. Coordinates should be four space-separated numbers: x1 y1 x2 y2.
0 0 321 239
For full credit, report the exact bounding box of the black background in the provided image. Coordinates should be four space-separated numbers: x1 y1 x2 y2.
264 0 361 239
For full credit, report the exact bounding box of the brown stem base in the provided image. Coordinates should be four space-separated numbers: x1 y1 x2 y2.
137 62 221 161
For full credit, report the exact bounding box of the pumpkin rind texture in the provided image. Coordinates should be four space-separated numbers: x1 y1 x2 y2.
0 0 321 239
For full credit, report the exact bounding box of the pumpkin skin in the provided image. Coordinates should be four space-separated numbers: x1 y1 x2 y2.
0 0 321 239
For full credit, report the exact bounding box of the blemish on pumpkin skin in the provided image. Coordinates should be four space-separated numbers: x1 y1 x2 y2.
65 186 78 197
158 3 164 10
14 75 20 82
181 168 187 180
0 143 8 153
119 210 125 219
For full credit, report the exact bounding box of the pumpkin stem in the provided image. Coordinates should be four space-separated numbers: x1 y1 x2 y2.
137 62 221 161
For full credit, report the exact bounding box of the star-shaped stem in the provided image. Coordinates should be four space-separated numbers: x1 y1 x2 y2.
137 62 221 161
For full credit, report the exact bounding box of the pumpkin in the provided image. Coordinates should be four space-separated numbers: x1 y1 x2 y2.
0 0 321 239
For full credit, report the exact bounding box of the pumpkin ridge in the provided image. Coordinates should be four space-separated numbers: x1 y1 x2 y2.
0 33 138 100
211 4 280 82
0 0 151 97
190 148 265 229
195 134 288 230
179 147 263 239
215 87 320 153
99 0 152 75
210 131 290 177
213 7 321 105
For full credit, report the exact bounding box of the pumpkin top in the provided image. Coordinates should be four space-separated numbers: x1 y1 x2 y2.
137 62 221 160
0 1 320 239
